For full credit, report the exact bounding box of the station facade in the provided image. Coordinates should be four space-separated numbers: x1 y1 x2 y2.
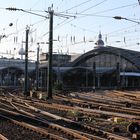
0 33 140 90
62 46 140 90
60 33 140 90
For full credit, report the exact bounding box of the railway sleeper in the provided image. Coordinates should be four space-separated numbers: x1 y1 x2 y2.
0 114 65 140
49 124 88 140
99 106 140 116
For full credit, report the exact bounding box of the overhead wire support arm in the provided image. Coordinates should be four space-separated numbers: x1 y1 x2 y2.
6 6 76 100
113 16 140 24
53 13 76 19
45 10 76 19
6 7 48 18
124 18 140 24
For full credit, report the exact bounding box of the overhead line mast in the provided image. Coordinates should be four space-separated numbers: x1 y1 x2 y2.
47 7 53 99
6 6 75 99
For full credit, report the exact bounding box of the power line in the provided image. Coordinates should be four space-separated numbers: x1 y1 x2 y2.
61 0 94 13
79 0 108 14
1 19 46 41
49 12 114 34
0 7 5 10
107 24 139 35
93 3 137 15
57 2 138 30
30 0 41 9
62 12 113 18
48 0 110 31
70 23 97 33
72 3 138 24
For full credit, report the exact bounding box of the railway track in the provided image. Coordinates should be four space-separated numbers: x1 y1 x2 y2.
0 90 138 140
8 92 140 120
77 91 140 107
1 92 139 120
0 134 8 140
3 96 132 140
53 93 140 119
0 113 65 140
0 107 89 140
0 95 90 140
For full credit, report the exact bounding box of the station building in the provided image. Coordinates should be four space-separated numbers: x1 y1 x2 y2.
56 33 140 90
0 58 35 87
0 33 140 91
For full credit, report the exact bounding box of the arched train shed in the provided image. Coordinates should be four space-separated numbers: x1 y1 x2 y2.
62 46 140 90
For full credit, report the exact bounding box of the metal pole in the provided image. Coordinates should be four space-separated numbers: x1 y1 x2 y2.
86 68 88 88
93 62 96 92
116 62 120 89
57 50 60 84
24 26 29 96
36 43 40 90
47 8 53 99
123 64 126 89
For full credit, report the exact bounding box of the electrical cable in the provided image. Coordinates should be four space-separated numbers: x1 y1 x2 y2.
79 0 108 14
61 0 94 13
93 3 137 15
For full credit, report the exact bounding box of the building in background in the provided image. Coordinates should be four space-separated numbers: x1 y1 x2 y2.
0 58 35 87
1 33 140 91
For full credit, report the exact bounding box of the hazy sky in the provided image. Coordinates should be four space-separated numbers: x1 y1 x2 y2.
0 0 140 59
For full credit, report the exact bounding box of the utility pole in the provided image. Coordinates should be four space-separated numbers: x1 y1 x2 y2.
47 7 53 99
6 6 75 99
116 62 120 89
93 62 96 92
36 43 40 91
138 0 140 5
24 26 29 96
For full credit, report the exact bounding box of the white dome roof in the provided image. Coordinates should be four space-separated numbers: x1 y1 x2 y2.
95 32 104 48
19 47 25 55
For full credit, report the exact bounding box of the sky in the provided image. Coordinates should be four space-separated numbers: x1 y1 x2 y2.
0 0 140 60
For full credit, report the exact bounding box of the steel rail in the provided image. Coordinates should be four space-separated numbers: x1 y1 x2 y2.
0 134 8 140
0 113 66 140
